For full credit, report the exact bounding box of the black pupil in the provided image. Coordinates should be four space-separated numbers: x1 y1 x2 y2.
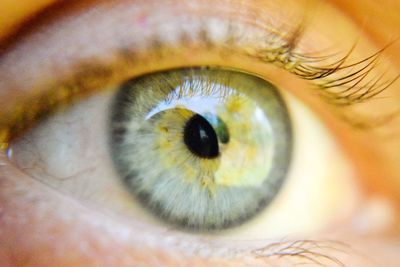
184 114 219 159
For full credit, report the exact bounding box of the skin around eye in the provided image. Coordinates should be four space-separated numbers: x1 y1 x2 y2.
8 65 360 240
1 0 400 266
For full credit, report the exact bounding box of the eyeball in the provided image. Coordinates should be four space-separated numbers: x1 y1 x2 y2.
9 67 359 239
109 68 292 230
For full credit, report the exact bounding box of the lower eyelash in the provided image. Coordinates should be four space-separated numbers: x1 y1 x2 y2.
251 239 351 267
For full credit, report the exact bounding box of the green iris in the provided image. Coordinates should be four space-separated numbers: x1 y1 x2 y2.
203 112 230 144
109 68 292 230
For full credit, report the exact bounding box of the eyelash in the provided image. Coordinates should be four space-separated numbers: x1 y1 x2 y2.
247 27 399 106
0 15 396 149
252 239 350 266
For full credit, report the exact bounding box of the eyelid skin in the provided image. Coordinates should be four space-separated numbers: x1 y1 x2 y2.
328 0 400 70
1 0 400 266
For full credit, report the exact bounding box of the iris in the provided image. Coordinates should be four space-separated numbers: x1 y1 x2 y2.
109 68 292 230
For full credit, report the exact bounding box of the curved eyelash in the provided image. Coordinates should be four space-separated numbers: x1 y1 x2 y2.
1 20 398 147
244 20 399 106
298 47 399 106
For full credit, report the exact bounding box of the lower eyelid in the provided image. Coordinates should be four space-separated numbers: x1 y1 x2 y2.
0 154 286 266
0 159 398 266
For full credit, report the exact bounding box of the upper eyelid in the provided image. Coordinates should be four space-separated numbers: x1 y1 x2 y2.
0 0 396 146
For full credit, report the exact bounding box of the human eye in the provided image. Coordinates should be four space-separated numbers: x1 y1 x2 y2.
1 0 400 266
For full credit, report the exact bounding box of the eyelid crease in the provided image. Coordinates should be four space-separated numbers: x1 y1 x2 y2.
0 2 397 149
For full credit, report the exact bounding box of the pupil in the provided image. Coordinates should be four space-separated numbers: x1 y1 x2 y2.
183 114 219 159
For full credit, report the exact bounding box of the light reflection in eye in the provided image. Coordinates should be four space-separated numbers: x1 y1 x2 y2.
0 1 400 266
108 67 291 231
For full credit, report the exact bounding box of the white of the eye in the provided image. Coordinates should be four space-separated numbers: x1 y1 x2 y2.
10 87 365 239
10 91 158 225
219 91 361 239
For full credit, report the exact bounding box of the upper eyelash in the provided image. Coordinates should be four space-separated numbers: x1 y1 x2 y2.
0 18 397 147
297 49 399 106
244 25 399 107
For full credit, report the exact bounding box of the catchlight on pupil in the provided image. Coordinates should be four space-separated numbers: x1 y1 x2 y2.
109 68 292 230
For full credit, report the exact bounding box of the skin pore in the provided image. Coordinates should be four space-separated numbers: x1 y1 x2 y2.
1 0 400 266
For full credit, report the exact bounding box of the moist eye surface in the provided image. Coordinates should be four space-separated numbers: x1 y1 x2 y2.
109 67 292 230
